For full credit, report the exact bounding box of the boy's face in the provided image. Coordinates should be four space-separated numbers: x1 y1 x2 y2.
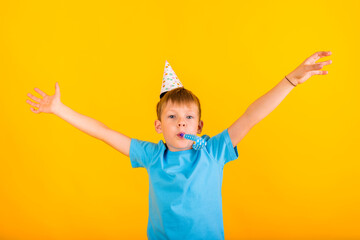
154 101 204 152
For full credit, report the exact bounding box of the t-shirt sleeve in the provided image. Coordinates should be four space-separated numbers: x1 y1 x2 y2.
205 128 239 166
129 138 157 169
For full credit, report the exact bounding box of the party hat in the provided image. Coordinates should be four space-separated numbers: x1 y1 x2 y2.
160 60 183 98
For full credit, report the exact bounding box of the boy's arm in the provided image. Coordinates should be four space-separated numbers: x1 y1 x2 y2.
99 128 131 157
26 83 131 157
228 51 332 148
228 77 295 148
54 103 131 157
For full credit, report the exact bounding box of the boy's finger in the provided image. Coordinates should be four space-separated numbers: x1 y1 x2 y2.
26 99 40 108
30 107 40 114
34 88 47 97
27 93 41 102
320 59 332 65
55 82 60 95
309 60 332 71
311 70 328 76
307 51 332 63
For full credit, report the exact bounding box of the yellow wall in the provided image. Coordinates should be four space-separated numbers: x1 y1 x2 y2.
1 0 359 239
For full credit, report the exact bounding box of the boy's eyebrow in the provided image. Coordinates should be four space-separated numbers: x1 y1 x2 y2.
166 109 197 114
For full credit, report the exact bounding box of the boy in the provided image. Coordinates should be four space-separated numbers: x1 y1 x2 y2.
26 51 332 239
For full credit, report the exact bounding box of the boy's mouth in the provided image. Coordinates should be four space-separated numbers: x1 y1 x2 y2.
177 132 185 139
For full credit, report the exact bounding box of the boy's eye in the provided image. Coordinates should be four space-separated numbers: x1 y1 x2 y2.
168 115 193 119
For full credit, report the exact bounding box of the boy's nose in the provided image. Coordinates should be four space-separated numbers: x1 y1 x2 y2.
178 122 186 127
177 119 186 127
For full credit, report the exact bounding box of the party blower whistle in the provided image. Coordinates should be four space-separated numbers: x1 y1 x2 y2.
179 133 208 150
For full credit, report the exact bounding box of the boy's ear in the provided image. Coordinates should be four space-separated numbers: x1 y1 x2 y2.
197 120 204 134
154 120 162 134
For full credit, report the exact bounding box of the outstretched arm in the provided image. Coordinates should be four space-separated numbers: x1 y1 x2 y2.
54 103 131 157
26 83 131 157
228 51 332 147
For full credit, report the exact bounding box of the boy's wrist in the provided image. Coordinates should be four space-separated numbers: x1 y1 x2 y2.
286 73 299 86
52 102 65 116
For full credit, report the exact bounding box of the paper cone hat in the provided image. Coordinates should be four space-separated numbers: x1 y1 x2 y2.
160 60 183 98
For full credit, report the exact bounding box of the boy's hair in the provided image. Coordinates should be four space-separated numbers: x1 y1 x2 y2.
156 87 201 122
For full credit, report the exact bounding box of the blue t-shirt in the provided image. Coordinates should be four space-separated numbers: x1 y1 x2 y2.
129 128 239 240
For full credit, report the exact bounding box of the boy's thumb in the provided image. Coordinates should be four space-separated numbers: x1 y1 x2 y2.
55 82 60 95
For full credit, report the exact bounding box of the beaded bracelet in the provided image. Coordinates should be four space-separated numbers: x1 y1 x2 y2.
285 76 297 87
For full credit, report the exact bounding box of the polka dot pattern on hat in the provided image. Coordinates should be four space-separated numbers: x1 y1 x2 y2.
160 60 183 97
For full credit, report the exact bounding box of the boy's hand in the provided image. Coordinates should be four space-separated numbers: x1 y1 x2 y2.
26 82 62 114
286 51 332 85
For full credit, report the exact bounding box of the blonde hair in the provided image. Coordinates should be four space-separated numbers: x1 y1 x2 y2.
156 87 201 122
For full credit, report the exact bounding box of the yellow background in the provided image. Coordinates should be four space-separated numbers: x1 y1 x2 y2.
1 0 359 239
